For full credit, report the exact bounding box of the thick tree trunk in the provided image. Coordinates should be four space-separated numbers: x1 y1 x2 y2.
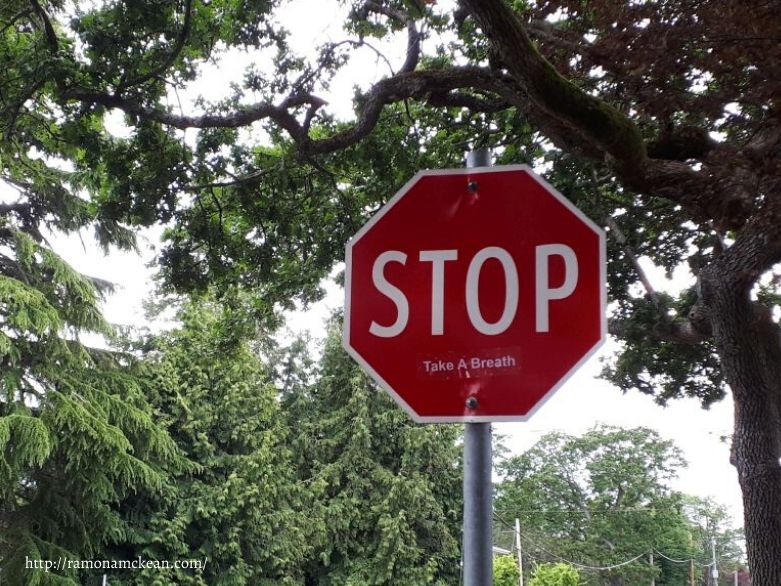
734 398 781 586
700 266 781 586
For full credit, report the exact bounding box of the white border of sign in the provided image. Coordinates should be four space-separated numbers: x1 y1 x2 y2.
343 164 607 423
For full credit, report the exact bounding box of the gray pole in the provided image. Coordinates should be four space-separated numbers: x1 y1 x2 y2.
466 149 491 170
463 422 492 585
462 148 493 586
711 539 719 584
515 518 524 586
650 552 655 586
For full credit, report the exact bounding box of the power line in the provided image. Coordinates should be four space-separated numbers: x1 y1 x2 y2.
493 510 744 576
495 511 649 571
522 533 648 571
495 505 715 515
653 550 696 564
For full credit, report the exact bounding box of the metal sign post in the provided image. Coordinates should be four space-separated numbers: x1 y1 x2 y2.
462 149 493 586
463 421 493 584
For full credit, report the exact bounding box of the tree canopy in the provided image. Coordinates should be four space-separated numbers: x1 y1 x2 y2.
496 427 745 586
2 0 780 582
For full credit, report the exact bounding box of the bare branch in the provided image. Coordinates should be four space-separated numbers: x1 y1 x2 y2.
0 201 32 216
185 167 277 190
63 87 308 140
604 214 660 302
307 68 516 154
4 79 46 140
608 317 710 345
401 21 422 74
425 90 510 113
360 1 421 74
361 1 409 24
743 114 781 166
0 8 33 36
526 19 588 55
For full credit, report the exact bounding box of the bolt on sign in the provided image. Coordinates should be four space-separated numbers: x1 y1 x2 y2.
343 166 606 422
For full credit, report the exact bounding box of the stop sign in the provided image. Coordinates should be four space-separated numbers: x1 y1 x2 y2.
343 165 606 422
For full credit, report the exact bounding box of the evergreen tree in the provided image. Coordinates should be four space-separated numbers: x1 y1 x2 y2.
285 319 463 585
0 229 185 583
107 300 314 585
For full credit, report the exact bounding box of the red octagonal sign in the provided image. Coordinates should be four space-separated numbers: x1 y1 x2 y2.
343 166 606 422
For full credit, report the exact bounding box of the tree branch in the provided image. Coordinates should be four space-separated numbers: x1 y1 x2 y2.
305 68 517 154
604 214 660 300
460 0 762 232
460 0 647 174
526 19 589 56
64 67 516 155
117 0 195 91
0 202 32 216
0 8 33 37
743 113 781 166
707 197 781 291
608 316 711 346
359 1 422 74
28 0 59 55
4 79 46 140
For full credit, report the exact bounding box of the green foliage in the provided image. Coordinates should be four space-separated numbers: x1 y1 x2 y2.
602 292 725 405
0 414 52 468
682 495 747 582
0 0 773 413
108 300 313 585
529 563 582 586
0 14 187 576
1 0 764 581
496 426 712 585
81 302 467 585
539 151 726 406
285 318 463 585
1 222 185 585
494 554 521 586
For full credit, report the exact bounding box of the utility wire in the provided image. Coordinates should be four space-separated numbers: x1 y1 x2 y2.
495 505 714 515
522 534 649 571
653 550 696 564
494 512 648 571
493 511 743 574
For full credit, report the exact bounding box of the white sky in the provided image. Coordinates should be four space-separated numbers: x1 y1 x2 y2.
0 0 743 534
